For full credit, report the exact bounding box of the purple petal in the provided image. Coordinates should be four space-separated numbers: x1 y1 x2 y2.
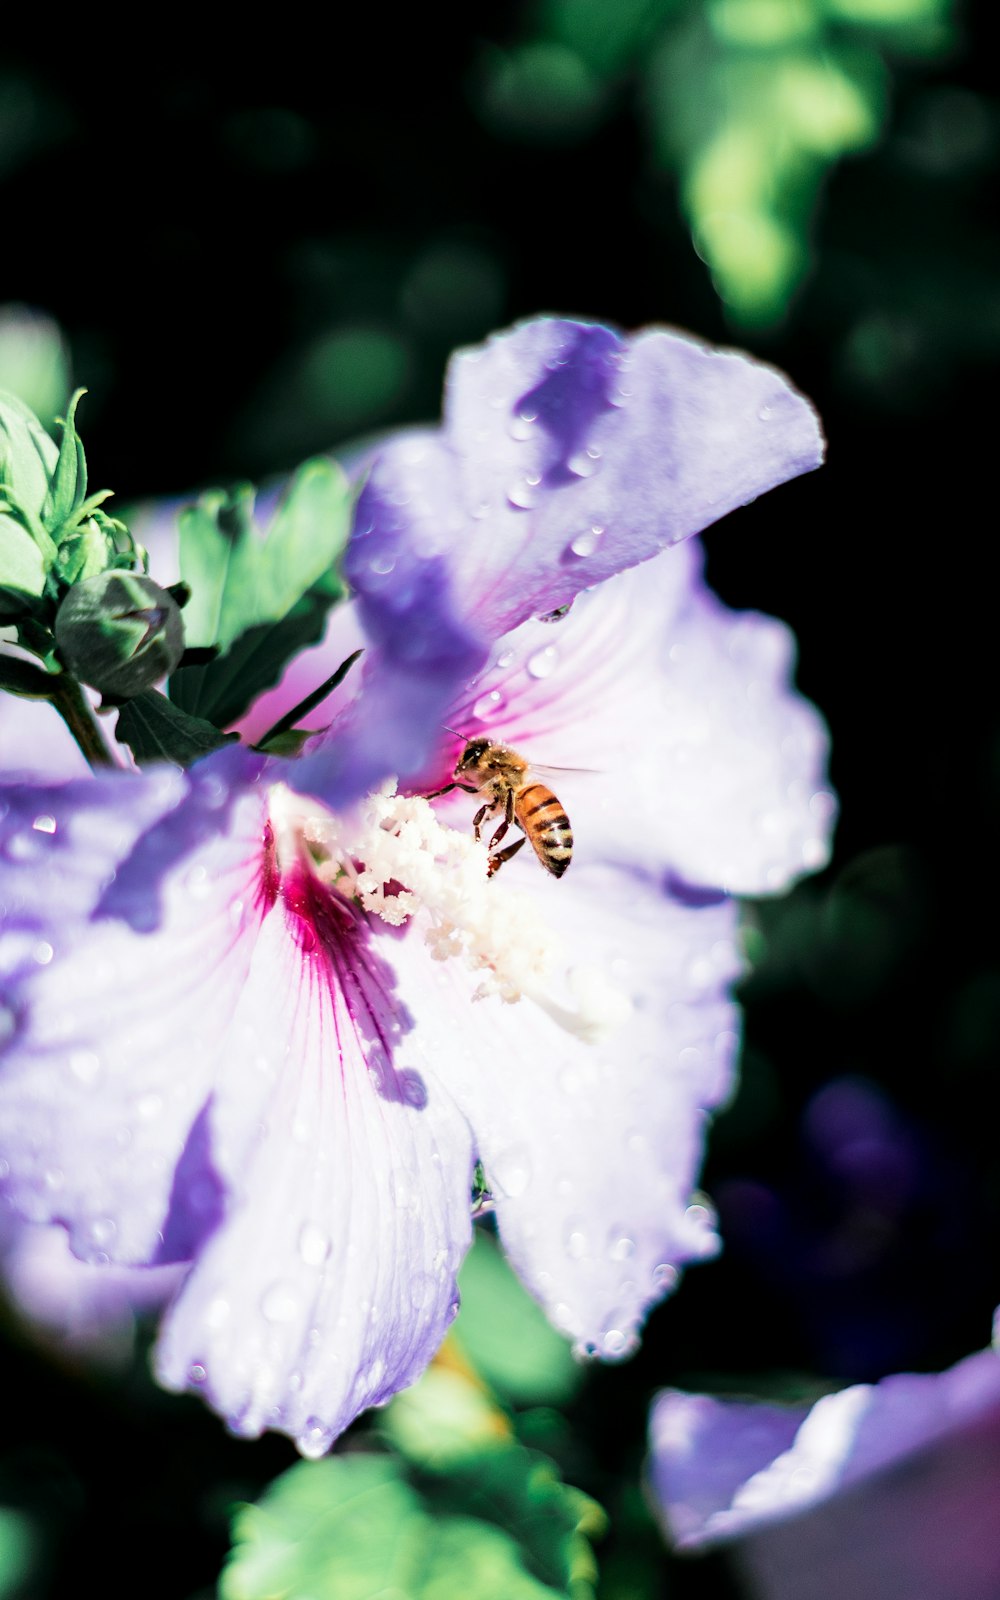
0 1209 181 1362
0 755 270 1264
432 539 834 894
650 1346 1000 1600
155 863 474 1452
347 317 823 651
386 859 741 1357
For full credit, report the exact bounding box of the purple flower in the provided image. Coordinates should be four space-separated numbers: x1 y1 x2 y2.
649 1336 1000 1600
0 317 832 1453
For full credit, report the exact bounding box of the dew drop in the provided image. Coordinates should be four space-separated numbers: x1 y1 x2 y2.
298 1418 333 1459
507 474 542 510
567 449 600 478
496 649 515 669
32 941 54 966
565 1222 589 1260
186 864 210 898
527 645 557 679
652 1262 679 1290
608 1232 635 1262
490 1144 532 1197
508 410 536 441
32 814 56 834
603 1328 628 1356
758 402 774 421
298 1222 331 1266
69 1049 101 1085
188 1362 207 1384
261 1281 300 1323
369 552 396 576
472 689 504 721
569 525 604 558
206 1295 230 1328
89 1216 117 1246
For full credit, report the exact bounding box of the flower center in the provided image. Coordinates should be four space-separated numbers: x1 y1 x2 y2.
267 782 629 1042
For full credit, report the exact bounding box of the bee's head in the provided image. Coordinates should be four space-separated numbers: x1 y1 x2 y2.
456 737 492 773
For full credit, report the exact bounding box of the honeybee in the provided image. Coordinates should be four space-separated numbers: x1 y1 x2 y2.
428 736 573 879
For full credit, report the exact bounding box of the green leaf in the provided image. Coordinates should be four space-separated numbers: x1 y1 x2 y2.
42 387 88 536
178 457 351 654
0 652 55 697
169 567 343 729
221 1446 604 1600
114 689 238 767
451 1230 582 1407
170 458 352 729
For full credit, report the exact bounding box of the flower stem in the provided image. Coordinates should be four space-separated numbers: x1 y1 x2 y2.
51 675 120 769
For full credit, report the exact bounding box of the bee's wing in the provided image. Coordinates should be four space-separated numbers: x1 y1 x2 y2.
527 762 601 777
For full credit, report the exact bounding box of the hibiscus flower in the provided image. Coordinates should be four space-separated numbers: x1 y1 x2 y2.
0 317 833 1453
649 1338 1000 1600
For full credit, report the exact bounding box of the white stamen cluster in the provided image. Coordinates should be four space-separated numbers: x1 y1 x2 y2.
268 783 629 1041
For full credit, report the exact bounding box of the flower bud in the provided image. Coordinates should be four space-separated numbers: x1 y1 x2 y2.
54 571 185 698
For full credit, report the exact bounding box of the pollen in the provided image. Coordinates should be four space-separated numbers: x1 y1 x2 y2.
267 782 629 1041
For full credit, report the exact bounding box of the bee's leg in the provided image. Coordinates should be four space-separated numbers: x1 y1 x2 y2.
487 836 526 877
472 802 492 842
489 816 510 849
425 781 480 799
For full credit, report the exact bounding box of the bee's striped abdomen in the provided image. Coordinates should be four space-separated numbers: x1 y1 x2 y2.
517 783 573 877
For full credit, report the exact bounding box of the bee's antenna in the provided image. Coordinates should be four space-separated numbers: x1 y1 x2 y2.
442 723 470 741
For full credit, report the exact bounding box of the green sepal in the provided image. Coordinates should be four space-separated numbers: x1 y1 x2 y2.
115 689 239 767
0 653 56 698
41 388 89 537
0 390 58 600
254 647 364 751
168 458 352 728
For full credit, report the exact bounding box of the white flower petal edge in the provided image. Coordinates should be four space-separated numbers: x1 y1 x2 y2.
155 875 474 1453
388 857 742 1358
0 766 264 1263
440 539 834 895
650 1343 1000 1556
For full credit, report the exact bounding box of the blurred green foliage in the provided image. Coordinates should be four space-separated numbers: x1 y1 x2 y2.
0 1506 39 1599
0 307 69 432
477 0 957 324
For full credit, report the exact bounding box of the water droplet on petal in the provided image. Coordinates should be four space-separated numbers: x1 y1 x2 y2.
603 1328 628 1356
298 1222 331 1266
32 941 54 966
206 1295 230 1328
32 814 56 834
261 1281 300 1323
507 474 542 510
569 526 604 558
608 1232 635 1262
298 1418 333 1459
69 1049 101 1085
495 649 514 669
490 1143 532 1197
567 449 600 478
509 412 536 441
472 689 504 721
758 403 774 421
527 646 557 679
652 1262 678 1290
369 552 396 576
188 1362 207 1384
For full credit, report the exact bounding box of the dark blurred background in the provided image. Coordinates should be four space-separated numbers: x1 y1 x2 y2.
2 4 997 1596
